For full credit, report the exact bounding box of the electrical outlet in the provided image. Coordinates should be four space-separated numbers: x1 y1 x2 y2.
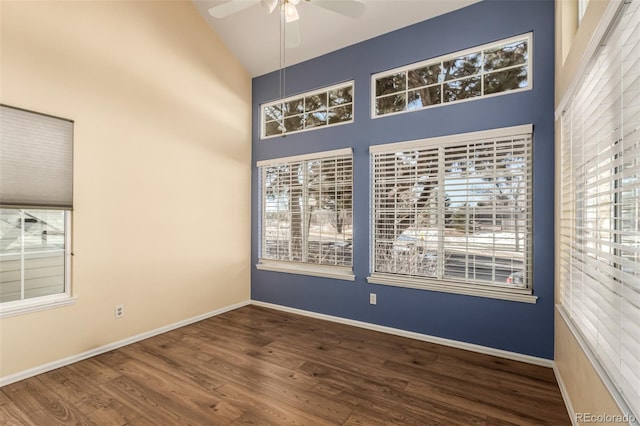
369 293 377 305
115 304 124 319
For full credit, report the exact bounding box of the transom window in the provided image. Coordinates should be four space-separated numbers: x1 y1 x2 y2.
261 82 354 139
372 33 532 118
369 125 534 303
257 149 354 280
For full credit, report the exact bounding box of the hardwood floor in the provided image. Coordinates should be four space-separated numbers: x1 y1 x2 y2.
0 305 570 425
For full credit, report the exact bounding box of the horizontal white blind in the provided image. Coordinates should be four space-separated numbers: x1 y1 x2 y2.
371 126 532 290
259 150 353 268
560 0 640 418
0 105 73 209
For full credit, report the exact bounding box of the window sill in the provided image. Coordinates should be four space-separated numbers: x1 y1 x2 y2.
367 273 537 304
0 294 76 318
256 260 355 281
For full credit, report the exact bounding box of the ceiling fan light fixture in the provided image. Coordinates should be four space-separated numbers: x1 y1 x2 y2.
284 2 299 23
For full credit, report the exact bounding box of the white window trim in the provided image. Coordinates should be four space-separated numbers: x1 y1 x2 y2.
371 33 533 119
367 273 537 304
368 124 535 303
256 147 352 167
256 259 355 281
260 81 354 140
555 0 624 119
0 211 74 318
257 148 354 279
368 124 533 154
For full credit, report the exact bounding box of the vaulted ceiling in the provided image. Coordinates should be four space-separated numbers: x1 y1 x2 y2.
192 0 479 77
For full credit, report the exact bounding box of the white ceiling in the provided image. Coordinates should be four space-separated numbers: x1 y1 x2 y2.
191 0 479 77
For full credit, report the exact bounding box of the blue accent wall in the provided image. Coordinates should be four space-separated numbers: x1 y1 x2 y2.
251 0 555 359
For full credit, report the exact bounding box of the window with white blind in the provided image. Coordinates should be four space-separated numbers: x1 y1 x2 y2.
257 148 354 280
261 82 354 139
559 0 640 419
0 105 74 317
369 125 534 303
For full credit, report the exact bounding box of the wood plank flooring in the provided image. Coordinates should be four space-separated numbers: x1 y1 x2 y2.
0 305 571 425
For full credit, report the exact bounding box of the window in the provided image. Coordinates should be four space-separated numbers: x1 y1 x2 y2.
0 105 74 317
559 0 640 418
261 82 354 139
372 34 532 118
257 148 354 280
369 125 534 303
0 209 70 300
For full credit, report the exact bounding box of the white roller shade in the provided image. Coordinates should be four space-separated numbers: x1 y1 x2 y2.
0 105 73 209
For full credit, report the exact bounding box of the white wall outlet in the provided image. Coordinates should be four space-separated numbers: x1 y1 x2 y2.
369 293 377 305
115 304 124 319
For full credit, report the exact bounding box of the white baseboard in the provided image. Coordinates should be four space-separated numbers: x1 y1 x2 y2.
554 364 578 426
251 300 554 368
0 300 251 387
1 299 555 388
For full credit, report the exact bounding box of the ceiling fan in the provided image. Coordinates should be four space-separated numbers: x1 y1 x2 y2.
208 0 366 47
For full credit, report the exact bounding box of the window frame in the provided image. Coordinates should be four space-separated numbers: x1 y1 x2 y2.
256 148 355 280
260 81 355 140
0 209 74 318
0 105 75 317
368 125 536 303
371 33 533 119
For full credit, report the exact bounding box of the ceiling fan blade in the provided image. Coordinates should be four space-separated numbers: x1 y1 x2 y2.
310 0 366 19
208 0 260 18
285 20 301 48
262 0 278 14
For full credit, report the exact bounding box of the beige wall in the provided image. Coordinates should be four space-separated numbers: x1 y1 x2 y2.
554 1 627 424
555 311 626 425
0 0 251 377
